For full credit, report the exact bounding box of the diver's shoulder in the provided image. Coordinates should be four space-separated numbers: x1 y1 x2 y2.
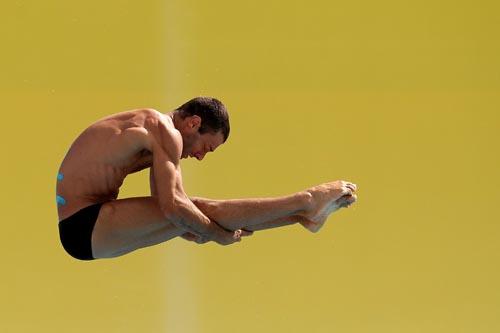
143 110 182 151
141 108 175 129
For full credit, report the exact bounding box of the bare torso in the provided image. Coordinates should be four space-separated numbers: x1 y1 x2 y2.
56 108 169 221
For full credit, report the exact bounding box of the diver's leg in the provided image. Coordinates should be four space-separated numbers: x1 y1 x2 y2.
190 180 358 232
192 193 357 233
91 196 185 259
190 192 312 231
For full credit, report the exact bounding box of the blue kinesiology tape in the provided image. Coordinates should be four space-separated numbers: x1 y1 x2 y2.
56 195 66 206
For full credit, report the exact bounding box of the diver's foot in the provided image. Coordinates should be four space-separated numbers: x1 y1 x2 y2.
300 192 357 232
303 180 356 224
299 181 357 232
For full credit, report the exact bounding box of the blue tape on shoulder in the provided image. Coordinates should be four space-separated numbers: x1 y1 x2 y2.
57 173 64 181
56 195 66 206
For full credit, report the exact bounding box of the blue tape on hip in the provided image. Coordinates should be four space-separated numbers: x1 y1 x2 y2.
56 195 66 206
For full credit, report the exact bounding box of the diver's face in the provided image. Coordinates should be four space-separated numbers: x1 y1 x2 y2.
181 131 225 160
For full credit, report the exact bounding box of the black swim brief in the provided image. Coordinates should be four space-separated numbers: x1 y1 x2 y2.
58 203 103 261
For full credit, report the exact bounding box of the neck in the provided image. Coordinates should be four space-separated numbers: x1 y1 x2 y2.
167 111 181 130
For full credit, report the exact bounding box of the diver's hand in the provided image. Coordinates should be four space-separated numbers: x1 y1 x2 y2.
180 232 207 243
212 228 243 246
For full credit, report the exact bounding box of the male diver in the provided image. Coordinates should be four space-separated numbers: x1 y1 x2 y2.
56 97 358 260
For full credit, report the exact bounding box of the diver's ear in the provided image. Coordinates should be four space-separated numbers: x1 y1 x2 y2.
189 115 201 131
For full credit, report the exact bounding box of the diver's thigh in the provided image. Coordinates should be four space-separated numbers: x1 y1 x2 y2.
91 196 183 258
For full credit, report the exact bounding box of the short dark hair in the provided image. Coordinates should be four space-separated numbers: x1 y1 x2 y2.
175 96 230 142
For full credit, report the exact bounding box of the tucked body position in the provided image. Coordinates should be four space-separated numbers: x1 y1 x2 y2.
56 97 358 261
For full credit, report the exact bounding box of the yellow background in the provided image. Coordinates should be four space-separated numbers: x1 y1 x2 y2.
1 0 499 332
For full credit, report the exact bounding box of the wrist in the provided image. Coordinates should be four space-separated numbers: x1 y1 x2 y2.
210 219 233 233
